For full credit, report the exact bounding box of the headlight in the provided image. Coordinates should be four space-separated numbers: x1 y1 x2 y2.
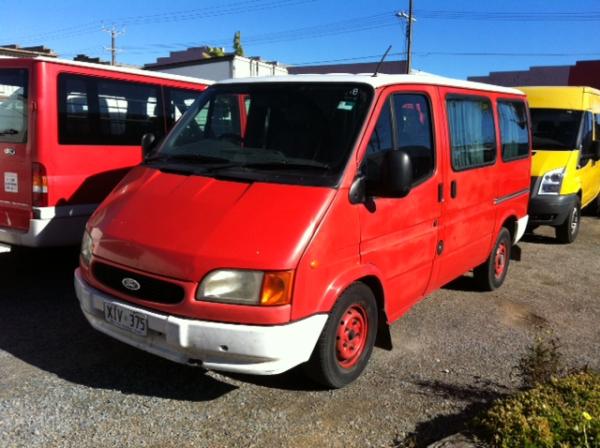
80 230 94 267
538 168 564 195
196 269 293 306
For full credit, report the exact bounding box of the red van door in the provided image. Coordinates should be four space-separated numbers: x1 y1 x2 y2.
432 92 497 288
0 67 31 232
358 88 441 321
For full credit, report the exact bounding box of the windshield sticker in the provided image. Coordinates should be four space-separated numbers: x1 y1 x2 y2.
4 172 18 193
337 101 355 111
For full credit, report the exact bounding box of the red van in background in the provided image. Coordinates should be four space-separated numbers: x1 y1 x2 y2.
75 74 531 388
0 57 210 252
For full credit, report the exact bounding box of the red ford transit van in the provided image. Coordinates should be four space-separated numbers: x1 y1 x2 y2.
75 74 531 388
0 56 210 251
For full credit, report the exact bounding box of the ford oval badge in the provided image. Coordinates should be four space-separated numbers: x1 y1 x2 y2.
122 277 141 291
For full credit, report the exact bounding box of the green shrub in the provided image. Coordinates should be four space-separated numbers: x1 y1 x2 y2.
473 371 600 447
515 334 562 388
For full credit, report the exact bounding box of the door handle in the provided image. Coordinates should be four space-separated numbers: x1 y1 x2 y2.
437 183 444 202
450 180 457 198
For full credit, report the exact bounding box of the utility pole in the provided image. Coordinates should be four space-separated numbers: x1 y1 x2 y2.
396 1 416 74
102 26 125 65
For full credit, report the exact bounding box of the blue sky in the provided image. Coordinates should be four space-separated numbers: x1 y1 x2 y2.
2 0 600 79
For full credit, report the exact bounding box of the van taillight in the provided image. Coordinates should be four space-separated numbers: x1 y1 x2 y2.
32 162 48 207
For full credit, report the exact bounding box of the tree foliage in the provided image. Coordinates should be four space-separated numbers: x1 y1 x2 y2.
233 31 244 56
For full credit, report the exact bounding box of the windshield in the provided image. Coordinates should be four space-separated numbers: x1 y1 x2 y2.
151 82 373 186
0 69 28 143
530 108 582 150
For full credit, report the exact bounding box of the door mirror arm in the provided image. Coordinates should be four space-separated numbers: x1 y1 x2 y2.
349 175 367 204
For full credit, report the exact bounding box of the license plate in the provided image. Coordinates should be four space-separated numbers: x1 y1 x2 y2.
104 302 148 336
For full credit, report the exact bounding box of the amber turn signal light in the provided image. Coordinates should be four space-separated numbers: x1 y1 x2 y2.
260 271 294 306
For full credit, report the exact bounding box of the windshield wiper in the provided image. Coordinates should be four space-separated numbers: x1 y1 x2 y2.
215 160 331 171
0 128 19 136
146 154 230 164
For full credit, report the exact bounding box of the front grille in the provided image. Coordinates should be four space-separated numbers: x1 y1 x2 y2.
92 262 185 304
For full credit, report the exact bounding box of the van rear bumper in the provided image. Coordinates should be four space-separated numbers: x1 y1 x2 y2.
74 269 328 375
528 194 577 226
0 204 95 247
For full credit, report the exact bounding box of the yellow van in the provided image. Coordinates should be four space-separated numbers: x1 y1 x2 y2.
519 86 600 243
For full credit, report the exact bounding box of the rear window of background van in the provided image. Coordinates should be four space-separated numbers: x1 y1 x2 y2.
0 68 28 144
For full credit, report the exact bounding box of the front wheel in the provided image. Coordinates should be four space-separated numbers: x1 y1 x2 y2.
303 283 378 389
555 199 581 244
473 227 512 291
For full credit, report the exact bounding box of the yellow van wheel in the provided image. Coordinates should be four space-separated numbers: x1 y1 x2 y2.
556 199 581 244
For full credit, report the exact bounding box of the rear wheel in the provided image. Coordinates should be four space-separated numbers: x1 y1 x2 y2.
555 199 580 244
303 283 377 389
586 194 600 217
473 228 512 291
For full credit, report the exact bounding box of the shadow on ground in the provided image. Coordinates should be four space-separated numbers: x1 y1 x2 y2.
520 232 561 245
0 247 239 401
393 378 511 448
442 274 480 293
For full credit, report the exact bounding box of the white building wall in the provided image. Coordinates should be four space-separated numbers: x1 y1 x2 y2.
232 57 287 78
152 56 287 82
156 60 232 81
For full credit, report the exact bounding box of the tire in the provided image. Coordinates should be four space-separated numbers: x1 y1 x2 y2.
587 194 600 217
303 283 378 389
473 227 512 291
555 199 581 244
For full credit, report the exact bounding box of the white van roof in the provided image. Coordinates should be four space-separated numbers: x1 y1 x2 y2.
217 72 523 95
0 55 214 86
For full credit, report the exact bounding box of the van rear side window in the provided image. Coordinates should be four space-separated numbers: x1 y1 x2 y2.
58 74 163 145
447 96 496 170
498 100 529 161
0 68 28 143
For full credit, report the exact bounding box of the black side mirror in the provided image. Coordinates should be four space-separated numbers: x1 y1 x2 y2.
141 133 157 160
363 149 413 200
383 150 413 198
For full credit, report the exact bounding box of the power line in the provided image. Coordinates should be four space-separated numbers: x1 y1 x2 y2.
8 0 315 44
118 13 395 53
416 10 600 21
12 5 600 46
288 51 600 66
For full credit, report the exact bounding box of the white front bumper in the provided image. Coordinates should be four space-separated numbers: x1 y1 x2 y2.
74 269 328 375
515 215 529 244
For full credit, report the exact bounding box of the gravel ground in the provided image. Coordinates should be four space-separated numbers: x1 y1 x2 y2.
1 217 599 448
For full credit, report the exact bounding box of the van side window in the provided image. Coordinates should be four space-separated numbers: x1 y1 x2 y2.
166 88 202 127
58 74 164 145
579 111 594 162
366 94 434 185
393 94 434 183
366 100 394 155
498 100 529 161
447 96 496 170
